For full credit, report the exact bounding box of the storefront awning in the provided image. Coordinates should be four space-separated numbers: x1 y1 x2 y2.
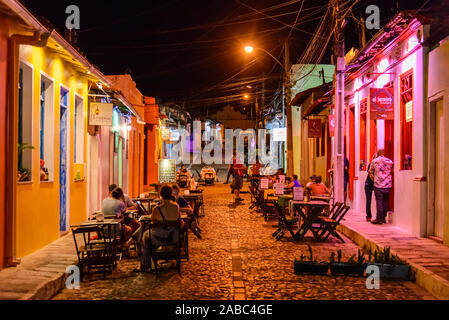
303 97 331 118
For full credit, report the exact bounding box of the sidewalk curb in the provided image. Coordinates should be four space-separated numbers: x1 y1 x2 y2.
21 272 69 300
338 223 449 300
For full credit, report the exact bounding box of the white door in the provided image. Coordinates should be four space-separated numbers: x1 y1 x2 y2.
435 99 444 238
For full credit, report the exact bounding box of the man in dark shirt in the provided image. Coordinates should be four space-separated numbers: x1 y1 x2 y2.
365 153 377 222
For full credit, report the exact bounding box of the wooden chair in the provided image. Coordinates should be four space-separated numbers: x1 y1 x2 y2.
71 224 116 280
248 185 260 210
310 204 350 243
272 201 298 241
136 201 150 217
147 220 183 275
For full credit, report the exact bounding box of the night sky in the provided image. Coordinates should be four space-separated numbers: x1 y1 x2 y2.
20 0 430 111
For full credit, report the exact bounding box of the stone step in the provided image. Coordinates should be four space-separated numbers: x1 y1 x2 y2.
338 222 449 300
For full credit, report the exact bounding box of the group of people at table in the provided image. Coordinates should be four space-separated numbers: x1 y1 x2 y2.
253 167 332 198
100 183 196 272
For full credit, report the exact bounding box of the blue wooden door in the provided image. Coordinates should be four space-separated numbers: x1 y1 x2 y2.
60 91 68 232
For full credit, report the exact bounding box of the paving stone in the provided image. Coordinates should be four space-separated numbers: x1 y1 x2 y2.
49 183 434 300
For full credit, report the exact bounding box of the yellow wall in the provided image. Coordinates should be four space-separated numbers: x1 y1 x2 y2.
16 44 91 258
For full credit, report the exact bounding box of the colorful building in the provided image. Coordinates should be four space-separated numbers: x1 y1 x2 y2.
0 0 113 267
290 83 332 187
334 11 449 244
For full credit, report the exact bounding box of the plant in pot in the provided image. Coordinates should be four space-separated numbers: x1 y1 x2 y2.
367 246 410 280
330 249 366 276
294 244 329 275
18 143 35 182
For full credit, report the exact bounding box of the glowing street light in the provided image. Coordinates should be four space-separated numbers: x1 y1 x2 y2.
243 94 249 100
244 45 254 54
243 44 284 69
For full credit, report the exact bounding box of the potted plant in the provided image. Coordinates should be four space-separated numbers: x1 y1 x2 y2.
367 246 410 280
18 143 35 182
330 249 366 276
294 244 329 275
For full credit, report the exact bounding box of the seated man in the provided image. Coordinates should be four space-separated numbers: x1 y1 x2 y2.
309 176 331 196
171 184 193 216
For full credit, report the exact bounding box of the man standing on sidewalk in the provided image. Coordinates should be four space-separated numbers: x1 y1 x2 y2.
368 149 393 224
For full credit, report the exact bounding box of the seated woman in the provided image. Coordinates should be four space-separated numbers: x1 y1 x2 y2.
102 187 140 243
309 176 331 196
137 186 182 272
287 174 302 189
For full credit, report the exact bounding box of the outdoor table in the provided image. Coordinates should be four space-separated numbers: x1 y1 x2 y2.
290 200 329 241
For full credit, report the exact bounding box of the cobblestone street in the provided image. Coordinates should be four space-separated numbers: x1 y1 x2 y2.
54 183 433 300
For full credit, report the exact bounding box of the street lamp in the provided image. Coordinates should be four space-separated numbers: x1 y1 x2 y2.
244 45 254 54
243 45 284 70
244 44 289 172
243 94 250 100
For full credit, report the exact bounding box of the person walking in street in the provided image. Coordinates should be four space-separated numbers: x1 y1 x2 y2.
369 149 393 225
225 161 234 184
232 156 246 202
364 153 377 222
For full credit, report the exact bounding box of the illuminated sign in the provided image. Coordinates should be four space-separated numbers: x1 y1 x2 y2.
273 128 287 142
170 130 180 142
405 101 413 122
89 103 113 126
329 115 335 137
308 119 322 138
161 127 170 140
370 88 394 120
158 159 176 183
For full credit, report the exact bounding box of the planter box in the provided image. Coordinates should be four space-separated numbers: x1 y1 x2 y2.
330 263 366 276
367 263 410 280
294 261 329 275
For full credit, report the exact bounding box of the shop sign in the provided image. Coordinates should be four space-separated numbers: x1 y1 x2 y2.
161 127 170 140
308 119 322 138
274 183 284 195
260 178 269 190
158 159 176 183
329 115 335 137
273 127 287 142
170 130 180 142
293 187 304 201
405 101 413 122
370 88 394 120
89 103 113 126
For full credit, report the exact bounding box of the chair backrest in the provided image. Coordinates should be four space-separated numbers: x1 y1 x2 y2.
136 201 149 217
148 220 182 248
328 202 343 219
271 200 287 218
334 205 350 223
192 200 201 219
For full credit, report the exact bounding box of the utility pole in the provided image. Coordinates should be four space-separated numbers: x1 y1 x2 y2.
284 40 292 175
333 0 346 203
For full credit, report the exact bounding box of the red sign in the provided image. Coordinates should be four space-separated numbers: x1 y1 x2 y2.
328 115 335 137
370 88 394 120
308 119 322 138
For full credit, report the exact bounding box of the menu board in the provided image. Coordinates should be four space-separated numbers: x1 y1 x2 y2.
274 183 284 195
293 187 304 201
260 178 269 190
158 159 176 183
